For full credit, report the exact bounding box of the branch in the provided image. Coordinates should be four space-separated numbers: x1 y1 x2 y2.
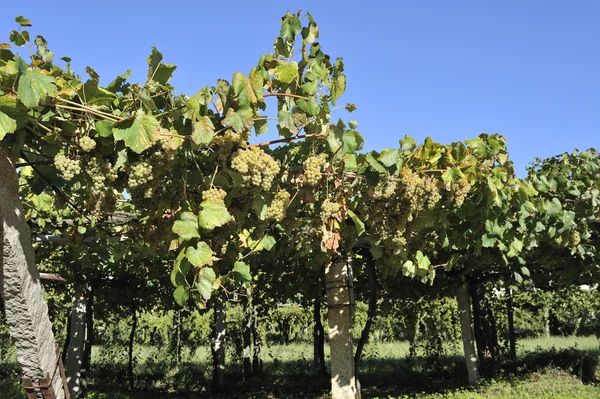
15 160 53 168
39 273 66 282
263 93 309 100
247 133 325 148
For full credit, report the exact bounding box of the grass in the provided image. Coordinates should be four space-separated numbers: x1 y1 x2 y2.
1 336 600 398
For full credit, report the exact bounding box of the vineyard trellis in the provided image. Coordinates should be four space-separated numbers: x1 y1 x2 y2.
1 11 599 399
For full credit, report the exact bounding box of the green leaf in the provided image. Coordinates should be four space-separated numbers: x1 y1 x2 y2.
16 58 57 108
172 212 200 241
152 63 177 85
113 110 159 154
9 30 28 46
198 200 231 230
378 148 400 167
400 135 416 151
342 130 363 154
107 70 131 93
173 286 189 307
15 16 32 27
262 235 276 251
95 120 114 137
0 110 17 139
253 118 268 136
196 266 217 301
346 209 365 236
331 74 346 105
232 261 251 282
507 238 524 258
192 115 215 145
441 168 465 190
302 21 319 43
366 152 388 175
513 272 523 284
280 12 302 42
278 109 297 134
415 251 431 277
275 61 299 84
223 106 253 134
402 260 416 278
186 241 214 267
301 79 319 95
544 198 562 218
232 72 257 107
557 210 576 234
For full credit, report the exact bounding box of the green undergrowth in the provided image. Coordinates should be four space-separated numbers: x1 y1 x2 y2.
1 337 600 398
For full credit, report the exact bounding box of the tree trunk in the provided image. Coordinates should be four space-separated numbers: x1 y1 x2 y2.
457 281 479 385
0 148 65 398
211 293 226 391
242 287 252 379
313 284 328 379
325 257 358 399
506 287 516 359
65 281 90 398
354 261 377 379
82 282 93 390
251 305 262 372
128 303 137 391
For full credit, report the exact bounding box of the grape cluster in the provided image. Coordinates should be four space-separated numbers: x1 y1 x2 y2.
569 230 581 247
373 180 398 200
452 179 472 207
202 187 227 205
303 154 326 185
421 177 442 209
214 130 249 159
79 136 97 152
86 157 119 194
266 189 291 221
320 199 341 220
128 161 153 189
54 154 81 181
231 147 280 190
91 189 118 217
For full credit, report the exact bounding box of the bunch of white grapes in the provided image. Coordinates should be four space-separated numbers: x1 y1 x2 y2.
202 187 227 205
452 179 472 207
128 161 153 189
214 130 249 159
54 154 81 181
320 199 341 220
231 147 280 190
266 189 291 221
303 154 326 185
79 136 97 152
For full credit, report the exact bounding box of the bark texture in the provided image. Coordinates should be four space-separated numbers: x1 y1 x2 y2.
65 282 90 398
0 148 65 398
325 259 358 399
211 294 226 391
457 281 480 385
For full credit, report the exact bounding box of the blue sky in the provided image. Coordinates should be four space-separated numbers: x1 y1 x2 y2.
3 1 598 176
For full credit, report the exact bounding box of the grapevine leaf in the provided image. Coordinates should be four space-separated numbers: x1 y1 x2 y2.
262 235 276 251
378 148 400 167
441 168 465 190
249 68 264 100
107 70 131 93
402 260 416 278
173 286 189 307
400 135 416 151
223 106 253 134
275 61 299 84
113 110 159 154
366 152 388 175
302 21 319 43
152 63 177 85
16 57 57 108
280 12 302 42
192 115 215 145
172 212 200 241
514 272 523 284
301 79 319 95
232 261 251 282
278 109 297 134
544 198 562 218
415 251 431 277
198 200 232 230
346 209 365 236
507 238 524 258
557 210 576 234
342 130 363 154
95 120 114 137
196 278 212 301
232 72 257 107
0 110 17 139
15 16 32 27
186 241 214 267
254 118 268 136
331 74 346 105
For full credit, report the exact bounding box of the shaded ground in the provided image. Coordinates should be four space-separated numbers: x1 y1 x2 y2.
1 337 599 398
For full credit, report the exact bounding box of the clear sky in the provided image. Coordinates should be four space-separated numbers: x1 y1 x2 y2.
2 1 598 176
